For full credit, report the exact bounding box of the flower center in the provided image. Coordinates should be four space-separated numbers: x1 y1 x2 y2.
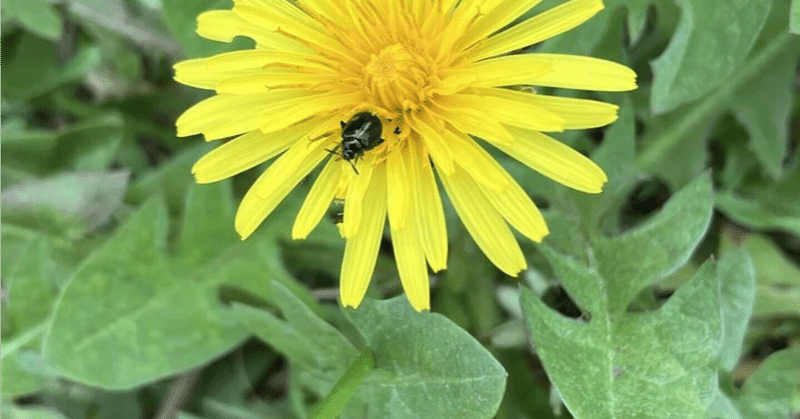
363 43 432 113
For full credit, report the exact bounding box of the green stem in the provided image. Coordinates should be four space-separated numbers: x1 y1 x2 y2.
312 349 375 419
636 32 794 172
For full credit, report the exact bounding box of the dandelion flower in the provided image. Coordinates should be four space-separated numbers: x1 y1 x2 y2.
174 0 637 311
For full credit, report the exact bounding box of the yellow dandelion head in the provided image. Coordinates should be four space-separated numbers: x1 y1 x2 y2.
175 0 637 311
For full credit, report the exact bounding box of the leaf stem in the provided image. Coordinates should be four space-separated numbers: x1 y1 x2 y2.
312 349 375 419
636 32 793 172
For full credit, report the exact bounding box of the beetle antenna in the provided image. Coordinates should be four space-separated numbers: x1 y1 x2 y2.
348 160 359 175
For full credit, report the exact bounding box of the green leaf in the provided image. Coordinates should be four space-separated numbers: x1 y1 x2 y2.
1 404 69 419
650 0 770 112
43 183 284 389
2 0 62 40
730 41 800 179
231 282 357 372
126 143 208 213
2 239 59 332
594 173 713 312
637 25 794 175
2 171 129 237
716 248 755 372
1 34 101 101
791 0 800 34
345 297 507 419
521 257 722 419
68 0 181 56
741 234 800 317
52 112 125 171
735 347 800 419
1 323 52 397
716 157 800 237
582 97 637 227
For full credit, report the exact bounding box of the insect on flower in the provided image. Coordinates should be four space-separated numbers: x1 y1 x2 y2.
327 112 386 174
174 0 638 312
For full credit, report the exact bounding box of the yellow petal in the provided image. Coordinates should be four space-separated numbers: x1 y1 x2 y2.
458 0 543 50
232 2 355 62
192 129 294 184
444 130 509 191
458 55 552 88
259 91 361 135
386 145 411 231
234 140 328 239
527 54 638 92
176 90 308 139
432 101 513 145
525 94 619 129
196 10 312 52
452 90 565 132
408 139 448 272
216 70 340 94
341 155 377 238
408 112 456 175
472 87 619 130
469 0 604 61
497 126 608 193
292 157 342 239
390 213 430 311
340 163 387 309
439 166 527 276
173 58 251 90
477 168 549 242
205 50 329 73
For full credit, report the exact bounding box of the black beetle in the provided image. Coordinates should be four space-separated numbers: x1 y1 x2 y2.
326 112 385 174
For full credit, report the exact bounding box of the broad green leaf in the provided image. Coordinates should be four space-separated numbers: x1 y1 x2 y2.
1 404 68 419
730 42 800 179
68 0 181 56
716 248 755 372
791 0 800 34
623 2 651 45
2 239 58 332
717 193 800 237
637 30 794 175
1 34 101 101
650 0 770 112
735 347 800 419
126 142 208 213
52 112 125 171
1 120 60 184
746 233 800 314
594 173 713 312
581 98 637 228
2 0 62 40
345 297 507 419
737 234 800 287
2 171 129 237
43 183 283 389
716 158 800 237
1 323 51 397
753 285 800 317
231 282 357 372
521 257 722 419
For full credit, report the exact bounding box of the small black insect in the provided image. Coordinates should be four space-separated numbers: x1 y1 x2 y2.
326 112 385 174
330 211 344 225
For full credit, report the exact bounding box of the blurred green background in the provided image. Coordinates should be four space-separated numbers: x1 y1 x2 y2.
2 0 800 418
